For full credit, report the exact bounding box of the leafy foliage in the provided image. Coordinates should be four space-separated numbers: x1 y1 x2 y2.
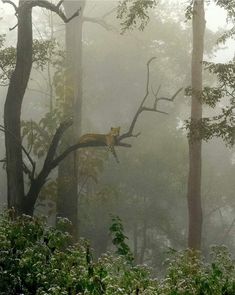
214 0 235 19
185 61 235 146
185 0 193 21
159 247 235 294
109 215 134 264
117 0 156 33
214 0 235 43
0 37 59 85
0 213 235 294
0 212 156 294
21 112 60 159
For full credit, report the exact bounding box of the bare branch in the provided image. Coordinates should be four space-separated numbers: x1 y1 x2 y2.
1 0 18 31
83 16 118 32
1 0 18 13
142 106 168 115
22 162 34 181
154 87 183 103
26 57 182 208
0 125 34 180
119 58 183 142
0 124 35 174
48 137 131 171
221 217 235 242
30 0 81 23
56 0 63 8
152 85 161 109
102 7 117 19
119 57 156 141
0 158 6 163
9 22 18 31
83 6 118 32
43 118 73 169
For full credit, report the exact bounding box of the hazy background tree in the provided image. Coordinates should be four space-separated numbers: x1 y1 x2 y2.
0 0 234 273
186 0 205 250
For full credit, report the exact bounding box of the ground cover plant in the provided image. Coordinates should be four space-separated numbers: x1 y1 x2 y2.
0 213 234 295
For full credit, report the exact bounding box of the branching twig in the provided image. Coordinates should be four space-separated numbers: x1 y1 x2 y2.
25 57 183 209
102 7 117 19
2 0 18 30
119 57 183 141
56 0 63 8
0 158 6 163
0 126 34 179
43 118 73 169
2 0 80 30
9 22 18 31
83 16 118 32
0 124 35 175
2 0 18 13
83 6 118 32
31 0 81 23
22 162 34 181
221 217 235 243
119 57 156 140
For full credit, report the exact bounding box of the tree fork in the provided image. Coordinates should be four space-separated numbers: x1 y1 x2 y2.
2 0 80 215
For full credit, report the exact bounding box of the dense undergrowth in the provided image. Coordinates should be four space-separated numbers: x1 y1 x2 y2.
0 213 234 295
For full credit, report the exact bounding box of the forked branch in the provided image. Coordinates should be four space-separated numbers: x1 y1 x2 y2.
2 0 18 13
24 57 182 209
83 7 118 32
0 124 36 178
31 0 81 23
2 0 80 25
38 57 183 176
119 57 183 141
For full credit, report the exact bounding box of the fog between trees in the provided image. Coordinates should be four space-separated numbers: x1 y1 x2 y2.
0 0 234 271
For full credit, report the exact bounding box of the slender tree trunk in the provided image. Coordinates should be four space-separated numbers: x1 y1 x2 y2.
133 223 138 263
57 0 85 238
187 0 205 250
139 217 147 264
4 1 33 215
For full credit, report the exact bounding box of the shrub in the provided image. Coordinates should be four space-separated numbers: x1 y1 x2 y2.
0 212 156 294
0 212 234 294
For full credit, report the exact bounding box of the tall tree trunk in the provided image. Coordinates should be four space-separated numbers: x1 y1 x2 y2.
139 217 147 264
4 1 33 215
57 0 85 238
187 0 205 250
133 223 138 263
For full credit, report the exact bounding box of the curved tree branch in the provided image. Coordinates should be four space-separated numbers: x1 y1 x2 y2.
83 7 118 32
2 0 18 13
119 57 183 141
43 118 73 169
2 0 18 30
83 16 118 32
25 57 182 214
0 124 35 176
30 0 81 23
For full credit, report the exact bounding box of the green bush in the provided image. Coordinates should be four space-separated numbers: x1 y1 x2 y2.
0 212 156 294
159 247 235 295
0 212 234 294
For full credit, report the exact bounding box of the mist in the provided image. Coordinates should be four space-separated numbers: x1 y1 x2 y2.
0 0 234 281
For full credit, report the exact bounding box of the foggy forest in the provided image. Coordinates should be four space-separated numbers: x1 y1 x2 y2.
0 0 235 294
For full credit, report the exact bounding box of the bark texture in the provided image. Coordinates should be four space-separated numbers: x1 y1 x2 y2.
57 0 85 238
4 1 33 215
187 0 205 250
4 0 79 216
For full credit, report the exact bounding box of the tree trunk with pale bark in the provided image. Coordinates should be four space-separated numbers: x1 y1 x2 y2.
187 0 205 250
57 0 85 238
